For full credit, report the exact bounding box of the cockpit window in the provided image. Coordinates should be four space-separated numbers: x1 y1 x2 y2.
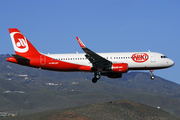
161 56 168 58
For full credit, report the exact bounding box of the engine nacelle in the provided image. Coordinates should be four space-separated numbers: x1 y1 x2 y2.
111 63 128 73
101 63 128 78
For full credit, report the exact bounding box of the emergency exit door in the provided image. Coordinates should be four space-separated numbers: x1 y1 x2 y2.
150 53 156 62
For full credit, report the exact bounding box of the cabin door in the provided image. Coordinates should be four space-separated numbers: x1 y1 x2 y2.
150 53 156 62
40 55 46 65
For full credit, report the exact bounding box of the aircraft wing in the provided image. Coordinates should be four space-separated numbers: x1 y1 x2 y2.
76 37 112 70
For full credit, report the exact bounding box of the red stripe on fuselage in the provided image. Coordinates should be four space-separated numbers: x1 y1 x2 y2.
29 55 92 72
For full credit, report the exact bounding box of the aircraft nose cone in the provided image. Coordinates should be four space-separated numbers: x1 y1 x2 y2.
168 59 174 67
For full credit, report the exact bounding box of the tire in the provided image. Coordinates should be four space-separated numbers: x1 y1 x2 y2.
151 76 155 80
95 74 100 79
92 78 98 83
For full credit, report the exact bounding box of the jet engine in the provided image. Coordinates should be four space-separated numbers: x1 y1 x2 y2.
101 63 128 78
111 63 128 73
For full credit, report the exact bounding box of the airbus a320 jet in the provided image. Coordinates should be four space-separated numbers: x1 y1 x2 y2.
7 28 174 83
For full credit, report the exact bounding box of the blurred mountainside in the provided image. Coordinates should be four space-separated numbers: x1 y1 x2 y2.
1 99 179 120
0 54 180 117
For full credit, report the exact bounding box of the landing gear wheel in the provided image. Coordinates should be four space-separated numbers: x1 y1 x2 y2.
92 73 101 83
92 77 98 83
95 74 100 79
151 76 155 80
150 70 155 80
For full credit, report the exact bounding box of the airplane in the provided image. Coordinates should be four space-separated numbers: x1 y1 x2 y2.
6 28 174 83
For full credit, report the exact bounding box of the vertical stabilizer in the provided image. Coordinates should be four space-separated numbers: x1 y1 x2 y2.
8 28 40 57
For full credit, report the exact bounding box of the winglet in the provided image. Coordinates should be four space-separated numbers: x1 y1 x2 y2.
76 37 86 48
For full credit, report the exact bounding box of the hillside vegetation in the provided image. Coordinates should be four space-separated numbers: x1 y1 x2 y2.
1 100 179 120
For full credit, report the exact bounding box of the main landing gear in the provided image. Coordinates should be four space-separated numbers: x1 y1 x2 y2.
150 70 155 80
92 70 155 83
92 72 101 83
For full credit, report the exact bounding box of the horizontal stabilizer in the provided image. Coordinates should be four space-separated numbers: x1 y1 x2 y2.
11 54 30 62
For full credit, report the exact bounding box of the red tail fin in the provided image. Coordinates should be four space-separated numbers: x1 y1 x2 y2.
9 28 40 57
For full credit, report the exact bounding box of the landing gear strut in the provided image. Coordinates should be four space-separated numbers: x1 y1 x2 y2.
92 72 101 83
150 70 155 80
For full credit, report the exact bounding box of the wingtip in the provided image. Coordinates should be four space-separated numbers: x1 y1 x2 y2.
76 37 86 48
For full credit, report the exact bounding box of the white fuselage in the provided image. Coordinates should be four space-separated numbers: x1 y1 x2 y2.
45 52 174 70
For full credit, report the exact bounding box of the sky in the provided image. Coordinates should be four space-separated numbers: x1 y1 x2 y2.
0 0 179 84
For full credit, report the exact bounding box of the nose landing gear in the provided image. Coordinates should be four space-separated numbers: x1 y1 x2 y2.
150 70 155 80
